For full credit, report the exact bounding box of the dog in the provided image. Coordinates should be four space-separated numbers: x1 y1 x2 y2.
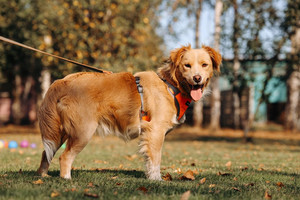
37 45 221 180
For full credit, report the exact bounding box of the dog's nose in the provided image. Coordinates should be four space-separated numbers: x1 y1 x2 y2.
193 75 202 83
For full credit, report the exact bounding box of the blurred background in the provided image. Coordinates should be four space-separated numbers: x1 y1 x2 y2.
0 0 299 134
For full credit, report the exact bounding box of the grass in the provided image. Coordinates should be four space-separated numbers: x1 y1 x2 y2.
0 130 300 200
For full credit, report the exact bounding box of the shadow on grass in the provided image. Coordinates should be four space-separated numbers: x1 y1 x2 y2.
167 134 300 146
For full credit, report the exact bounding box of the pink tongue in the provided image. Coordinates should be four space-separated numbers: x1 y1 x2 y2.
190 88 202 101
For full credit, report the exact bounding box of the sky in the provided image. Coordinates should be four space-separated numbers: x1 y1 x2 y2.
158 0 287 60
158 3 215 52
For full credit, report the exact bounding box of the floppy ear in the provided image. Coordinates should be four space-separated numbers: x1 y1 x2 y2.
170 44 191 67
202 45 222 72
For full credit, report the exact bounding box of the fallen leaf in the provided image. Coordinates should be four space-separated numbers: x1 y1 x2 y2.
84 193 99 198
162 173 172 181
84 189 90 193
232 187 241 192
180 190 191 200
241 166 248 171
245 183 255 187
191 163 196 167
116 182 122 186
65 188 77 192
225 161 232 168
137 186 148 194
264 190 272 199
111 176 118 179
209 184 216 188
180 170 195 181
33 179 44 185
174 168 182 174
276 182 284 188
266 180 271 184
87 182 94 188
124 154 138 161
217 172 231 176
233 177 238 181
199 177 206 184
51 191 60 197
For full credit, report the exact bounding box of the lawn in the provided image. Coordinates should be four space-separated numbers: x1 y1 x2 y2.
0 127 300 200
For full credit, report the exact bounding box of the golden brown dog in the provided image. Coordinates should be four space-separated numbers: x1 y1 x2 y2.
37 45 221 180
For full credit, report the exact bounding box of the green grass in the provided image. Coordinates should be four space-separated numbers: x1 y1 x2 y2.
0 132 300 199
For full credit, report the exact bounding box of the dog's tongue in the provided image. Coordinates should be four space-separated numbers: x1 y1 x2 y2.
190 87 202 101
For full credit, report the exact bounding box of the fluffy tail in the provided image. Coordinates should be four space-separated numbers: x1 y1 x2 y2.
38 80 66 164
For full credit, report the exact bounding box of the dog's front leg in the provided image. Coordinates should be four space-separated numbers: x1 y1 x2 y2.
139 127 166 181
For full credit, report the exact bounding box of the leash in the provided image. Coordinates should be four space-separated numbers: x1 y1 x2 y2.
0 36 111 74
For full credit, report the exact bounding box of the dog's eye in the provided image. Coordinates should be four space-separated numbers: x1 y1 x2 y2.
202 63 208 67
184 64 191 68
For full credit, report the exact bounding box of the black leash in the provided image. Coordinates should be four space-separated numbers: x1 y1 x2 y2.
0 36 111 74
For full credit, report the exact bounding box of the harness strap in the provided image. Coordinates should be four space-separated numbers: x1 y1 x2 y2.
163 79 192 121
135 77 150 121
135 76 192 122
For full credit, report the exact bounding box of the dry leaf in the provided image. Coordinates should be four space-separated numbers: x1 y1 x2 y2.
232 187 241 192
200 177 206 184
209 184 216 188
116 182 122 186
111 176 118 180
241 166 248 171
33 179 44 185
264 190 272 199
276 182 284 188
180 190 191 200
137 186 148 194
51 191 60 198
180 170 195 181
266 180 271 184
84 193 99 198
225 161 232 168
87 182 94 188
217 172 231 176
191 163 196 167
65 188 77 192
233 177 238 181
162 173 172 181
245 183 255 187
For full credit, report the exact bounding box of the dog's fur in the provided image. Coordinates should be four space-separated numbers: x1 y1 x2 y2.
37 45 222 180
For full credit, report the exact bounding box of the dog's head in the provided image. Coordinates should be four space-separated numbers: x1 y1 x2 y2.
159 45 222 101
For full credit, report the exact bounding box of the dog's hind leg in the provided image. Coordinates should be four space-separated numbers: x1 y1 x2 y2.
37 129 68 177
59 121 98 179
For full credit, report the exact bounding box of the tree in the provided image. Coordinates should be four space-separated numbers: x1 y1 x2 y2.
193 0 204 128
210 0 223 130
283 0 300 132
0 0 165 125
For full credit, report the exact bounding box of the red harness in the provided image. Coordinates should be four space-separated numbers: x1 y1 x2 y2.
135 77 192 122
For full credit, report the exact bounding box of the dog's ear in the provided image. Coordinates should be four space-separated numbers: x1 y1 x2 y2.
170 45 191 67
202 45 222 72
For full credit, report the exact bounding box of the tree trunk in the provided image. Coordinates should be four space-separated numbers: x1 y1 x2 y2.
285 71 300 132
232 0 240 129
210 0 223 130
193 0 204 127
41 69 51 98
285 18 300 132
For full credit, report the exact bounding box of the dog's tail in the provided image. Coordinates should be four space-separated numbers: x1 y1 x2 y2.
38 80 67 164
